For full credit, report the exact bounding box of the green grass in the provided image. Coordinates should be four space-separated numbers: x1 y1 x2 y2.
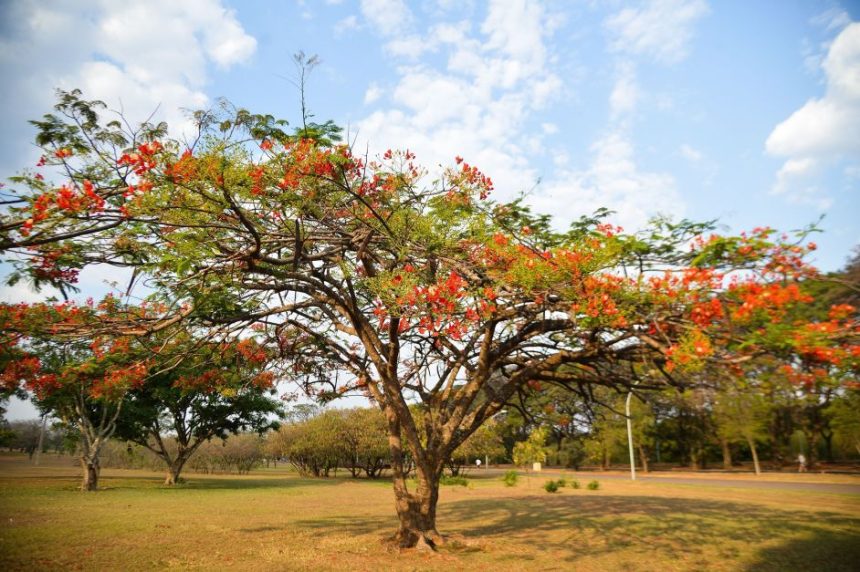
1 454 859 571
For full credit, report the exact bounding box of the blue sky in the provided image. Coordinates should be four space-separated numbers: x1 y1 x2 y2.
1 1 859 417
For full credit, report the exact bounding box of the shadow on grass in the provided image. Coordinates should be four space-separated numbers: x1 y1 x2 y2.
290 514 396 537
743 529 860 572
183 476 342 490
439 494 860 567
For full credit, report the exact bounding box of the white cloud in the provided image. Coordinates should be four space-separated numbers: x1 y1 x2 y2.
542 0 697 232
679 143 703 162
605 0 709 64
334 15 359 35
356 0 560 200
609 61 639 120
385 35 437 59
531 132 683 232
355 0 683 232
360 0 414 37
811 7 852 33
766 22 860 208
770 158 831 210
364 83 383 105
0 0 257 175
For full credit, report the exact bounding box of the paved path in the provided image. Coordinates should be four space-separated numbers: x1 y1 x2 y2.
472 468 860 495
587 474 860 495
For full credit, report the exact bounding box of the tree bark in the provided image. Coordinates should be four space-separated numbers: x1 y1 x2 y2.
720 436 733 470
164 457 188 485
637 445 649 473
382 403 444 550
391 461 442 550
81 457 100 491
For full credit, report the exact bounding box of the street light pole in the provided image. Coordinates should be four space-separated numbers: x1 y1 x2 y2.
626 389 636 481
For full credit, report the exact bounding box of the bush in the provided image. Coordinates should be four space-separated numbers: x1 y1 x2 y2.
587 480 600 490
570 479 580 489
440 475 469 487
556 478 567 487
543 480 560 493
502 470 519 487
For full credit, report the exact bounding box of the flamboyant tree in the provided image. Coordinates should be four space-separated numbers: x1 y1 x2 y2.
1 91 857 546
0 298 151 490
0 297 280 489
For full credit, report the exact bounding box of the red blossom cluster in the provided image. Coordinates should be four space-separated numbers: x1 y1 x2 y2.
163 149 196 183
443 156 493 203
21 180 105 236
118 141 162 175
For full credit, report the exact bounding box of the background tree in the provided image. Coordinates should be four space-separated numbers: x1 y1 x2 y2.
338 407 389 478
20 327 149 491
512 426 548 470
114 335 283 484
828 390 860 456
447 417 505 474
713 377 771 475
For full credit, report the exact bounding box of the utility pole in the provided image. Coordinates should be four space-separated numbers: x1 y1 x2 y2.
626 390 636 481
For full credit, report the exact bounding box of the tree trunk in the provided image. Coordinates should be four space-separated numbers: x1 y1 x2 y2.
637 445 649 473
746 436 761 476
382 404 443 550
164 457 188 485
81 457 100 491
807 432 819 469
391 462 442 550
720 436 733 470
822 430 833 463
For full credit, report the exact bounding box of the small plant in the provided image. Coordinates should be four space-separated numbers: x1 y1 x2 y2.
544 480 560 493
556 478 567 487
570 479 580 489
502 470 519 487
587 480 600 490
440 475 469 487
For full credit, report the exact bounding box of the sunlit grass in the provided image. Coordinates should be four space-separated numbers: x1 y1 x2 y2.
1 454 858 571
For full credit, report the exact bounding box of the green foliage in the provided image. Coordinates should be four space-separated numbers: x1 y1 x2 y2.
587 480 600 490
828 391 860 456
268 407 389 478
448 418 505 474
543 480 560 493
513 426 549 468
502 470 519 487
570 479 580 489
440 475 469 487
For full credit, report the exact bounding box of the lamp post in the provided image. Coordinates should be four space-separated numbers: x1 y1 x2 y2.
626 388 637 481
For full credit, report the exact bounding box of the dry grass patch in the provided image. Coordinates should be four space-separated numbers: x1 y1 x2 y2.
1 454 858 571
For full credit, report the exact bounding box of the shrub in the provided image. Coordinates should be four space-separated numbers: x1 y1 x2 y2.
570 479 580 489
502 470 519 487
440 475 469 487
544 480 560 493
587 480 600 490
556 478 567 487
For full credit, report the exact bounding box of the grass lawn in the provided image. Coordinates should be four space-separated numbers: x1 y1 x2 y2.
1 454 859 571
